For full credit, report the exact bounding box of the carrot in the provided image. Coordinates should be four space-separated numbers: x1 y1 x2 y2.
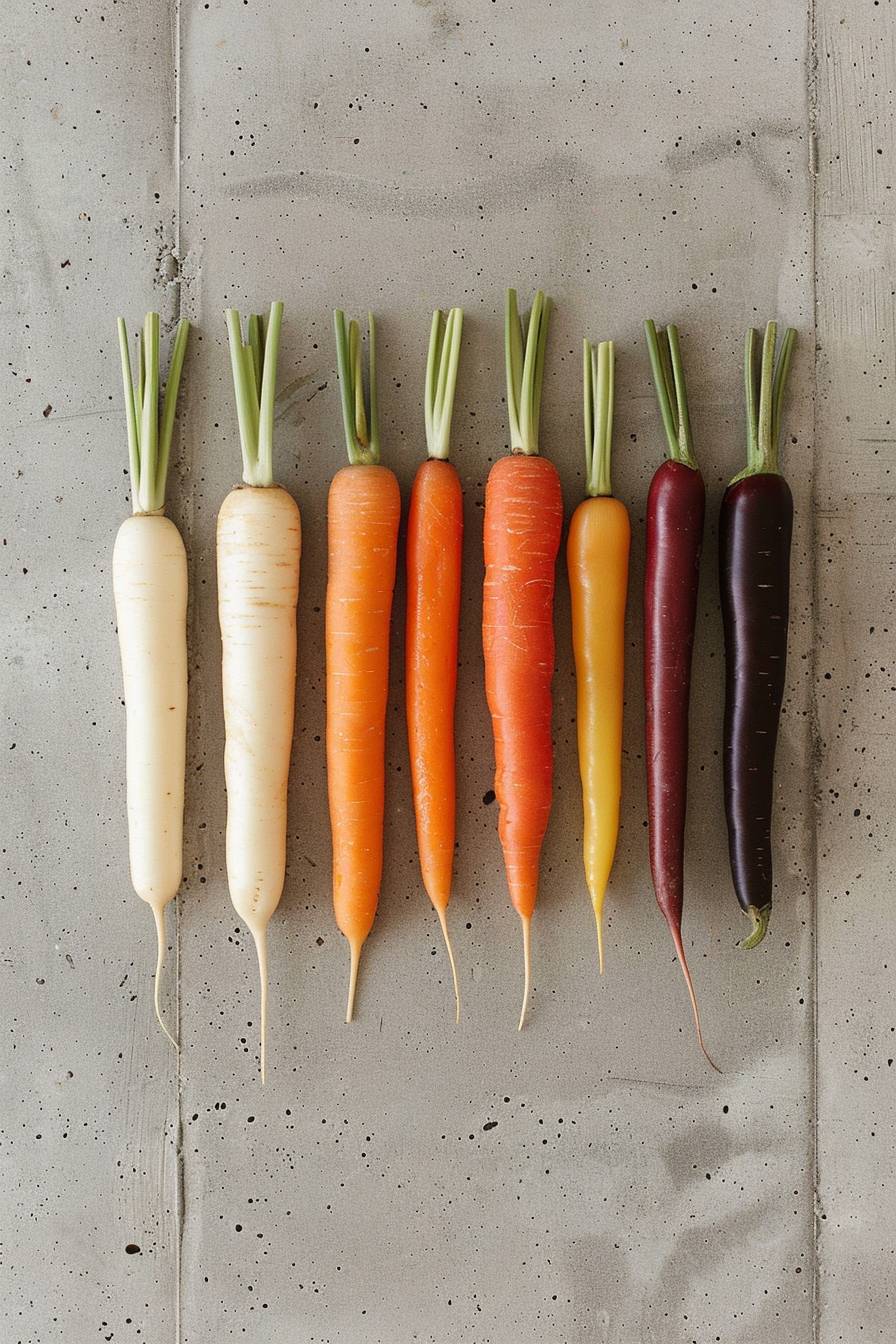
567 338 630 973
327 310 401 1021
643 319 719 1071
720 321 797 946
406 307 464 1020
113 312 190 1048
483 289 563 1029
219 302 301 1081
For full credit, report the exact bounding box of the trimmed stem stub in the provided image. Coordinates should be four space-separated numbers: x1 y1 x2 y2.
334 309 381 465
583 338 615 497
118 313 190 514
225 302 283 487
643 319 697 470
734 321 797 484
740 903 771 949
505 288 551 455
425 307 464 460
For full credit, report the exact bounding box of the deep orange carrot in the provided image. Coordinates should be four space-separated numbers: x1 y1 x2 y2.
483 289 563 1028
406 307 465 1019
327 311 401 1021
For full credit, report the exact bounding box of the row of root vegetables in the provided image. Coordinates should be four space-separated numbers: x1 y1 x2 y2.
112 293 796 1079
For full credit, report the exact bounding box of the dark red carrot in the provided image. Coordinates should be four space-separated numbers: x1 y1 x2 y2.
720 321 796 948
643 319 718 1071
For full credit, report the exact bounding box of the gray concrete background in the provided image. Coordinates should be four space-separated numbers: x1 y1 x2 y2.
0 0 887 1340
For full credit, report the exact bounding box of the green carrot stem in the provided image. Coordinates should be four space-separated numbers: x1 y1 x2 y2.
424 307 464 460
643 319 698 470
582 340 594 484
505 288 551 455
334 309 380 466
118 319 141 501
771 326 797 457
367 313 380 463
257 302 282 486
224 301 282 487
744 327 759 470
583 338 615 497
505 290 524 451
247 314 263 392
733 321 797 483
156 319 191 506
117 312 191 514
139 313 160 506
756 320 777 471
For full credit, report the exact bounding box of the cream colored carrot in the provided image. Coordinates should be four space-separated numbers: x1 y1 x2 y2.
219 302 301 1082
113 311 190 1048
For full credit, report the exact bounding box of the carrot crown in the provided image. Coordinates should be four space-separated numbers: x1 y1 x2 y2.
424 307 464 460
505 288 551 455
334 310 381 465
583 338 615 497
737 321 797 482
117 312 190 515
643 319 697 470
224 302 284 488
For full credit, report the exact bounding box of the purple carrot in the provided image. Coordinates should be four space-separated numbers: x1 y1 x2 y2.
643 319 718 1071
720 321 796 948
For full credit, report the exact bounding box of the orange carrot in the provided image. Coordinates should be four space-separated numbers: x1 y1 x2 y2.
327 310 401 1021
483 289 563 1028
406 307 464 1019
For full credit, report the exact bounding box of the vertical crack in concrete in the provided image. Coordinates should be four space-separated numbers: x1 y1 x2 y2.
170 0 184 1341
807 0 821 1339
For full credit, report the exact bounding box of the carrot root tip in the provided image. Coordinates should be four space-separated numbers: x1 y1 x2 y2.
592 902 605 977
436 906 461 1024
249 922 268 1085
740 904 771 950
669 923 722 1074
518 914 532 1031
150 902 178 1051
346 940 362 1024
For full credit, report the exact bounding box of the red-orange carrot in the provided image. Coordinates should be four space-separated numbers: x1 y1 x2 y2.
406 307 464 1019
483 289 563 1029
327 310 401 1021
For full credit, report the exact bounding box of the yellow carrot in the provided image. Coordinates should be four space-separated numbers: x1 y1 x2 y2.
567 338 630 971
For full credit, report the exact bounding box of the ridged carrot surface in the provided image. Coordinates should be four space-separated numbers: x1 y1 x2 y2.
483 452 563 923
327 462 401 954
568 495 629 964
406 462 462 909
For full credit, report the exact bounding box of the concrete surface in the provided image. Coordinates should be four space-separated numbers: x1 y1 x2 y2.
0 1 887 1340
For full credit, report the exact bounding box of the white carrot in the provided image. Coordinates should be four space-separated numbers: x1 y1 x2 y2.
113 311 191 1048
219 302 301 1082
